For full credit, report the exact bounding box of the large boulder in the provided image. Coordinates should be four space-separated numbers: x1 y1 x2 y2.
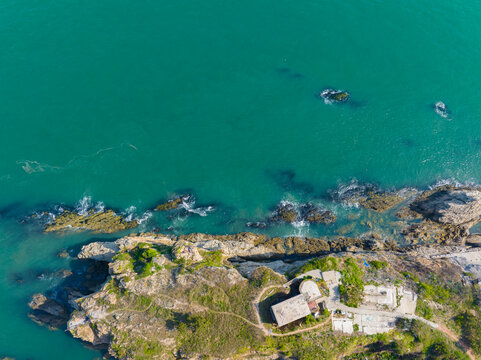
78 241 120 262
412 187 481 225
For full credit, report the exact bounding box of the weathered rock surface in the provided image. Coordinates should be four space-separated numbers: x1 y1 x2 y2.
28 294 69 329
234 259 308 277
411 186 481 225
78 241 121 262
172 240 203 262
466 234 481 247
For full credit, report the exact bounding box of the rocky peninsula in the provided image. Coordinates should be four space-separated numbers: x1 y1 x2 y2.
27 184 481 359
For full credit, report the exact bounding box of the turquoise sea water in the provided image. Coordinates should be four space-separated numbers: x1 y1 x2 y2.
1 0 481 358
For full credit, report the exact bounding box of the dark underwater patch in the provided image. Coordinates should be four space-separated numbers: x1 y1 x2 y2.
276 67 304 80
266 169 315 195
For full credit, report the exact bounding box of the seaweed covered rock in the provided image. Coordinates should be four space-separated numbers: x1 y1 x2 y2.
269 202 299 223
320 88 350 103
45 210 137 234
301 204 337 224
154 195 187 211
359 191 404 212
410 186 481 226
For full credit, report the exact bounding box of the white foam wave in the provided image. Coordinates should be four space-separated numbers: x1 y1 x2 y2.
123 206 152 224
76 196 93 216
179 196 214 217
429 178 480 190
17 160 62 174
434 101 450 119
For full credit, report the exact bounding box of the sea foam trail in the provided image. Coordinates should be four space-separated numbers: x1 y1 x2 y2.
179 195 214 217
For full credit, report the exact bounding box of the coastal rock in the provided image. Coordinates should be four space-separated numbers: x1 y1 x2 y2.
45 210 137 234
434 101 450 119
411 186 481 225
154 195 188 211
359 191 404 212
57 249 70 258
300 204 337 224
172 240 203 262
234 260 307 277
320 88 350 103
269 202 299 223
78 241 121 262
28 294 69 329
401 220 468 245
466 234 481 247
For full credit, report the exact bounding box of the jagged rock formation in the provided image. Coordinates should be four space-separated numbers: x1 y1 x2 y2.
411 186 481 226
28 294 69 329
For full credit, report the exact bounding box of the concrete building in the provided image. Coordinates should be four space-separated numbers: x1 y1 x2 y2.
271 277 325 327
271 294 312 327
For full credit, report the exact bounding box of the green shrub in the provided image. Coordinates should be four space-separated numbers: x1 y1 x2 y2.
294 256 338 276
369 260 388 270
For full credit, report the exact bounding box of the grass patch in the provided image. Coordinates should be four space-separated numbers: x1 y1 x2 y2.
339 258 365 308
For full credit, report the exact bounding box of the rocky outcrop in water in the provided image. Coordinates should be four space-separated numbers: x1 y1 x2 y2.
44 209 137 234
268 202 336 225
28 294 69 329
434 101 450 119
320 88 350 103
154 195 189 211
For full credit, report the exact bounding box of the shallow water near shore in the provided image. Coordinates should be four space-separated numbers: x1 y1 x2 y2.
2 0 481 358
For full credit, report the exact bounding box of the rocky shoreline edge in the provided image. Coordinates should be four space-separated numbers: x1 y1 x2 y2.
26 184 481 359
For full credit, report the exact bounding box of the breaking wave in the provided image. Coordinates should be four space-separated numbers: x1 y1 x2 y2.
178 195 214 217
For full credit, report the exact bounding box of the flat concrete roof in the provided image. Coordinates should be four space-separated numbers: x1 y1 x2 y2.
322 270 340 286
271 294 311 327
299 280 321 301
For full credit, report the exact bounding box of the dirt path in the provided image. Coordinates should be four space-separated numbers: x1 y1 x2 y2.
438 324 475 360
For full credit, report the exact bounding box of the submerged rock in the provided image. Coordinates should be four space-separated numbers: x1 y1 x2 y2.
246 221 267 229
44 209 137 234
320 88 350 103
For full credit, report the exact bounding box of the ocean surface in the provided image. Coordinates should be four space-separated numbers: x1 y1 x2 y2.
1 0 481 358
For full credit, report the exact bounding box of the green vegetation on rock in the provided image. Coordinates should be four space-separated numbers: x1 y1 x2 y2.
154 196 184 211
339 258 365 308
44 209 137 233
